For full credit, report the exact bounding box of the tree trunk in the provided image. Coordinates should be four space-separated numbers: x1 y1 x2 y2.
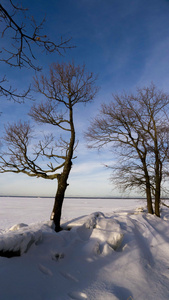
51 159 73 231
142 158 154 214
146 183 154 214
51 103 75 231
153 121 161 217
154 192 160 217
51 176 69 231
154 166 162 217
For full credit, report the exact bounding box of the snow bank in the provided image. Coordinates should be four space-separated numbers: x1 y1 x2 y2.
0 199 169 299
79 212 124 255
0 222 53 256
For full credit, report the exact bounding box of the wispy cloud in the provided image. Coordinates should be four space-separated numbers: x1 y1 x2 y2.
71 161 104 175
137 36 169 89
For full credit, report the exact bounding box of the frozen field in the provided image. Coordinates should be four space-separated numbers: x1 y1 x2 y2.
0 197 143 230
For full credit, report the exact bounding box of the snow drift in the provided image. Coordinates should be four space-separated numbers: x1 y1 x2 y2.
0 202 169 299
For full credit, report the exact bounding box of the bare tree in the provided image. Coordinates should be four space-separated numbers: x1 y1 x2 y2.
0 62 98 231
86 84 169 217
0 0 72 101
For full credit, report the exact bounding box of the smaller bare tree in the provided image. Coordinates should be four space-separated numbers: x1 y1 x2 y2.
86 84 169 217
0 62 98 231
0 1 72 101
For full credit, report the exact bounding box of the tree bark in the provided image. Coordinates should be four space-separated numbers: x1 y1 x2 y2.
51 173 70 231
154 165 162 217
145 181 154 214
154 129 161 217
142 157 154 214
154 191 160 217
51 104 75 231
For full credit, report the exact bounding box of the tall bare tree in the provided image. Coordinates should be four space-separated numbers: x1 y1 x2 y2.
86 84 169 217
0 62 98 231
0 0 72 101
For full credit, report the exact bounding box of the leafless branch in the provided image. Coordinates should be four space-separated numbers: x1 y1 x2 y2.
0 2 73 70
86 84 169 216
0 75 32 102
0 121 65 179
0 1 74 102
29 101 71 131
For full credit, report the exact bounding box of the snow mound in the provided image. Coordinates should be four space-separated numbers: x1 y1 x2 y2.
9 223 28 231
0 229 42 256
0 222 53 256
73 212 124 256
89 214 124 254
83 211 105 229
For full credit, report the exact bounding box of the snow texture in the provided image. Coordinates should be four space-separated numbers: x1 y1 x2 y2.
0 197 169 299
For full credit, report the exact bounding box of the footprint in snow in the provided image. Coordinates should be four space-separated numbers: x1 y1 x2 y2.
38 264 53 276
60 271 79 282
68 291 88 299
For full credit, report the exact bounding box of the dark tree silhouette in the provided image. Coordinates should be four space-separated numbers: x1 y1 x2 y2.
0 62 98 231
0 0 72 101
86 84 169 217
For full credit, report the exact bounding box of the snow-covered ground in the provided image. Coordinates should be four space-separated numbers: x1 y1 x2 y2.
0 197 169 300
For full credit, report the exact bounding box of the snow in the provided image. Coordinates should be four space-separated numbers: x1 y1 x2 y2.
0 197 169 299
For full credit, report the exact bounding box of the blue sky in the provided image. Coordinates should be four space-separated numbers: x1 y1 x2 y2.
1 0 169 197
